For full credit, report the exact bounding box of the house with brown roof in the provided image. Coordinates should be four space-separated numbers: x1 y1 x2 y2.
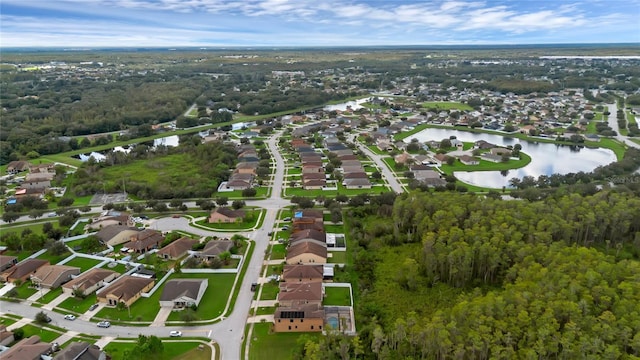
196 239 234 259
459 155 479 165
22 172 55 190
302 178 326 190
6 160 30 174
31 264 80 289
343 178 372 189
85 210 133 231
286 242 327 265
209 207 245 223
294 209 324 222
28 163 55 174
157 237 199 260
302 164 324 174
292 222 325 233
0 325 14 346
123 229 164 254
0 259 49 283
54 341 107 360
97 275 154 307
0 255 18 272
95 225 140 246
1 335 51 360
274 304 324 333
62 268 119 296
159 279 208 309
289 229 327 247
282 264 324 283
278 281 324 307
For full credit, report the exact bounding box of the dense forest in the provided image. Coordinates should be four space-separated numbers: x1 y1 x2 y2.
295 190 640 359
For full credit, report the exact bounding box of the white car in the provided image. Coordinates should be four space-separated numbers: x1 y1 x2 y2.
97 321 111 328
169 331 182 337
64 314 76 321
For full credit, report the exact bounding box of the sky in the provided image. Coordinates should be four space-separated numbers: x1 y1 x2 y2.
1 0 639 47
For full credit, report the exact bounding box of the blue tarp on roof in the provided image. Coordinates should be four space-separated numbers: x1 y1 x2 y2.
6 199 17 205
294 211 303 218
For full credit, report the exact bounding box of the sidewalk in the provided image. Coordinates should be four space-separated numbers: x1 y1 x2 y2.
51 330 79 345
43 292 72 311
7 318 33 331
150 306 172 327
26 288 50 303
94 336 115 349
247 315 274 323
251 300 278 307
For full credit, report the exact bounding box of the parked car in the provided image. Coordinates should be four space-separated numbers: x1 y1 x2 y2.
169 331 182 337
283 217 291 221
282 226 289 231
64 314 76 321
89 303 99 311
97 321 111 328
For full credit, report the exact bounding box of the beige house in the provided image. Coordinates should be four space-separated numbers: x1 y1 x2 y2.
282 264 324 283
157 237 199 260
274 304 324 333
286 242 327 265
97 275 154 307
208 207 245 223
62 268 119 296
159 279 208 308
31 265 80 289
95 225 139 246
0 259 49 283
1 336 51 360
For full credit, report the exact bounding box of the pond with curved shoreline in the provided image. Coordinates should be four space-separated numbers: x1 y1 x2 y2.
407 128 617 189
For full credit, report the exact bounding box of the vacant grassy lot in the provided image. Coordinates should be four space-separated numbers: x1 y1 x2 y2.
259 282 279 301
18 324 62 343
63 257 102 272
57 293 99 314
270 244 287 260
323 286 351 306
165 273 236 321
249 322 318 360
104 341 205 360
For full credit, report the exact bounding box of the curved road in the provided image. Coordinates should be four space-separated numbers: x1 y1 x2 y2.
607 103 640 150
1 131 290 360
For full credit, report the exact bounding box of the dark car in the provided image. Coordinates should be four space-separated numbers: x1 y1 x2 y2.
89 303 99 311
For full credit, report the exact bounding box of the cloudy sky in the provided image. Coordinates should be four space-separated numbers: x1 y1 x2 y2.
1 0 639 47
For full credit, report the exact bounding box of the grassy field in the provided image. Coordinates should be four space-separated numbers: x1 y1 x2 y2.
165 273 236 321
323 286 351 306
104 341 205 360
36 250 72 266
259 282 279 301
248 322 317 360
627 111 637 125
270 244 287 260
421 101 473 111
0 221 58 237
327 251 347 264
36 287 63 304
63 257 102 272
57 293 99 314
18 324 63 343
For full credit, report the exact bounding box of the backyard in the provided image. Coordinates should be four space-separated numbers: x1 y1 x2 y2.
104 341 209 360
323 286 352 306
165 273 237 321
248 322 318 360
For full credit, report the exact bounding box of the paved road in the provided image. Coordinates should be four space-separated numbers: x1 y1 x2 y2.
354 139 405 193
607 103 640 150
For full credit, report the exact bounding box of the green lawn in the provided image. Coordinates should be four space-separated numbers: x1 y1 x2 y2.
249 322 318 360
324 224 344 233
57 293 99 314
63 257 102 272
0 317 17 327
36 250 72 265
18 324 63 343
627 111 637 125
259 282 279 301
165 273 236 321
422 101 473 111
104 341 204 360
0 250 35 261
6 282 39 299
270 244 287 260
284 183 389 198
328 251 347 264
255 306 276 316
100 262 129 274
36 287 63 304
323 286 351 306
0 221 58 237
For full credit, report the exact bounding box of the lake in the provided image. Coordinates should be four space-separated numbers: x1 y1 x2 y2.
324 97 371 112
407 128 617 189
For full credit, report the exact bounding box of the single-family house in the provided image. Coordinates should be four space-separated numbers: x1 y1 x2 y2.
376 138 393 152
209 207 245 223
459 155 480 165
1 336 51 360
0 259 49 283
22 172 55 190
54 341 108 360
28 163 55 174
196 239 234 259
0 255 18 272
123 229 164 254
31 265 80 289
273 304 325 333
157 237 199 260
343 178 372 189
282 264 324 283
277 281 324 307
289 229 326 247
97 275 155 307
62 268 119 296
6 161 30 174
293 209 324 222
490 148 511 156
286 242 327 265
0 325 14 346
95 225 140 247
159 279 208 309
85 210 133 231
481 153 503 163
302 178 326 190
